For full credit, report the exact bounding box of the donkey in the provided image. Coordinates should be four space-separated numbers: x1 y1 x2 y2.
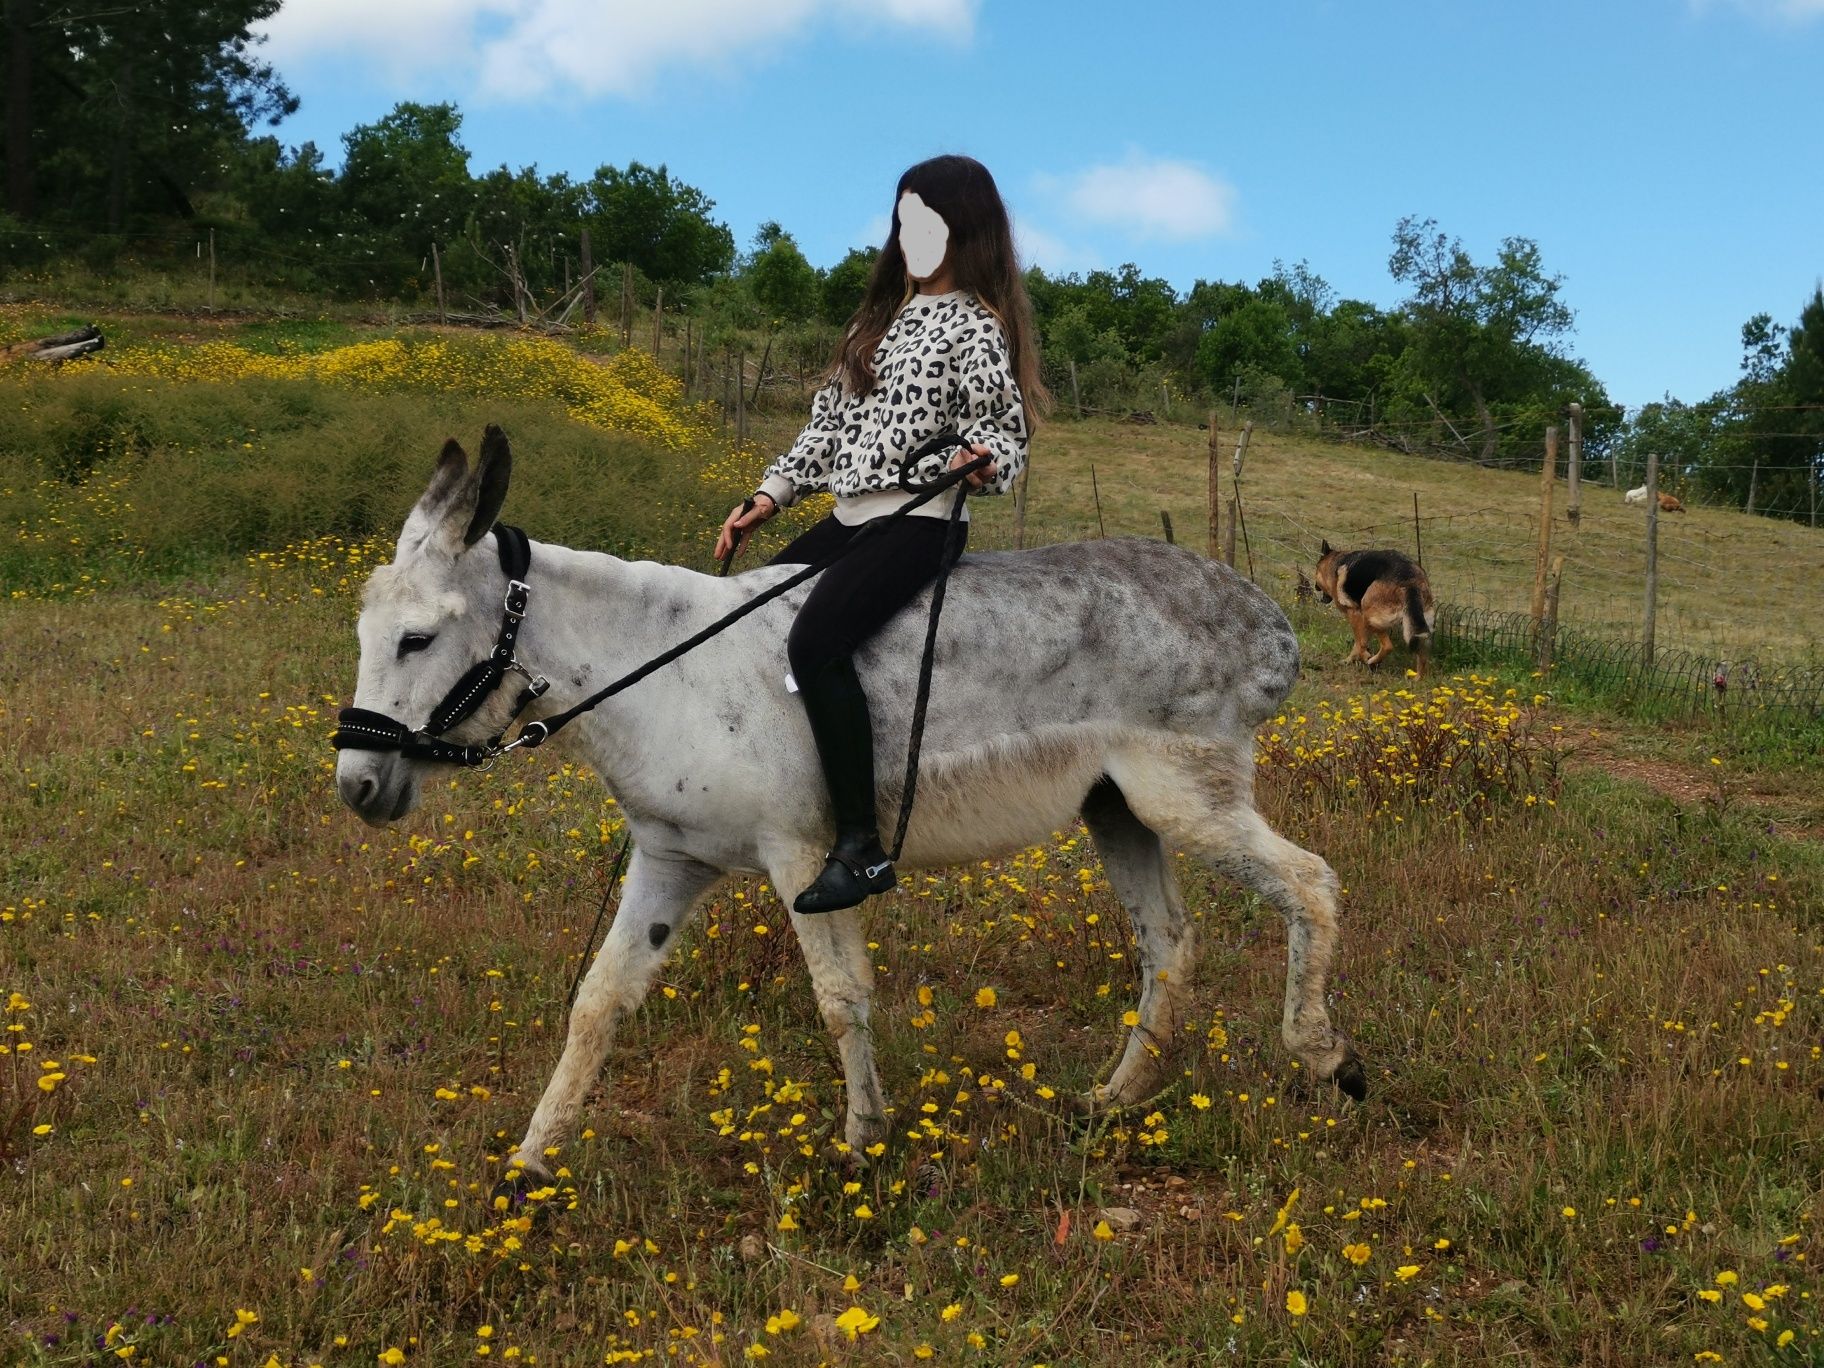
333 429 1365 1184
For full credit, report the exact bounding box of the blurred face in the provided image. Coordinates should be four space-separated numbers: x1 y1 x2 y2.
897 190 949 281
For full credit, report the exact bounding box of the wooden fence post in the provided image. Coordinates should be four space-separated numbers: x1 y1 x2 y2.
1013 467 1029 550
735 350 746 445
1540 554 1566 668
432 242 446 324
1232 419 1254 479
207 228 216 313
1160 511 1174 544
579 229 596 324
1068 357 1081 419
620 261 633 344
652 286 663 355
1530 425 1557 642
1413 492 1423 566
1206 411 1221 558
1089 462 1106 538
1566 402 1583 526
1643 450 1660 663
1224 496 1237 568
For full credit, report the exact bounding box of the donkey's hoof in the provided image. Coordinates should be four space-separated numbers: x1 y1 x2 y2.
1333 1058 1368 1102
490 1167 558 1217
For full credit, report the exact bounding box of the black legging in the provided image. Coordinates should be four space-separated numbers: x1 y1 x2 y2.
768 513 967 682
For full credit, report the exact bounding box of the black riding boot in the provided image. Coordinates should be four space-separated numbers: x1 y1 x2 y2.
793 655 897 914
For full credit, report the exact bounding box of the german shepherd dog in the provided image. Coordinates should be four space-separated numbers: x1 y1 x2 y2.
1313 541 1436 675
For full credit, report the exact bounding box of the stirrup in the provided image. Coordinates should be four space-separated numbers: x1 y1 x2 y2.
794 837 896 915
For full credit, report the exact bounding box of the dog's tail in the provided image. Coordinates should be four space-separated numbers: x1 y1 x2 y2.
1402 581 1432 646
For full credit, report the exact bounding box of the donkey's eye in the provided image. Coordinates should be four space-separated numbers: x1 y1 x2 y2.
397 633 436 658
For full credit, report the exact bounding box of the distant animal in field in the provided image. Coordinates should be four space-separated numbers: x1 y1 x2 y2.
1313 541 1436 675
1625 485 1686 513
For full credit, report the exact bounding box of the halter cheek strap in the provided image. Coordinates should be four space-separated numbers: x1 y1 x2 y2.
331 525 548 768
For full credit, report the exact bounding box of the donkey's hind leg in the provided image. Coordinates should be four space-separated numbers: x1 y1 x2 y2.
1108 742 1366 1100
1078 778 1196 1112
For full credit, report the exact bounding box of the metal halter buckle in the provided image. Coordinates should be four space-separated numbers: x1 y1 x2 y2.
504 579 530 619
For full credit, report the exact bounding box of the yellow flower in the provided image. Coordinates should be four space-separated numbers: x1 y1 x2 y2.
1714 1270 1738 1286
1396 1265 1420 1281
833 1307 879 1340
1741 1292 1766 1311
1189 1093 1211 1109
379 1351 405 1366
1697 1289 1721 1303
1121 1010 1140 1027
974 987 997 1008
1284 1224 1304 1255
999 1274 1019 1287
1343 1242 1371 1266
1560 1207 1576 1220
763 1310 800 1335
941 1303 962 1322
1286 1289 1308 1316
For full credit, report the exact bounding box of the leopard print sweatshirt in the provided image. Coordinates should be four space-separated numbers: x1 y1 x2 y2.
755 288 1029 526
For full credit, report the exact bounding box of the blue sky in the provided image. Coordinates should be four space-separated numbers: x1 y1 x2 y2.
255 0 1824 408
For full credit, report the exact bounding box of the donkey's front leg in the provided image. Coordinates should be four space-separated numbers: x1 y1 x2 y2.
771 847 889 1155
512 849 720 1181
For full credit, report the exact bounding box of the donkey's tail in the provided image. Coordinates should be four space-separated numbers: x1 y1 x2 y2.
1402 582 1432 645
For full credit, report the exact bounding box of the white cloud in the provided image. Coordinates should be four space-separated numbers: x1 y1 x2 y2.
1012 218 1097 275
256 0 977 101
1038 153 1237 242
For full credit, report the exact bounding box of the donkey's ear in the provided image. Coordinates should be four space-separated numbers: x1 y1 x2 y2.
1319 538 1332 556
416 438 469 520
463 424 513 547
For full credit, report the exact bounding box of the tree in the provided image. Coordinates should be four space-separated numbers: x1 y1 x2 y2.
820 246 876 325
583 161 733 285
1389 216 1576 462
746 225 818 326
3 0 296 225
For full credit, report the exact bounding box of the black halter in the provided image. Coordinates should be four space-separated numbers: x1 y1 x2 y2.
331 525 549 768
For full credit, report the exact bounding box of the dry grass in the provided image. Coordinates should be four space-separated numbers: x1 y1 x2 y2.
4 332 1823 1366
4 535 1822 1367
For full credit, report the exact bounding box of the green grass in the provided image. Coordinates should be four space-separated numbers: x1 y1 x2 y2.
3 327 1823 1366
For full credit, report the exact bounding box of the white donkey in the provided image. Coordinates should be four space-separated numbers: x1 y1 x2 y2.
334 429 1365 1184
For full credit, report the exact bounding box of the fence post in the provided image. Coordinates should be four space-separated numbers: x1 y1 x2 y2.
432 242 446 325
1746 456 1758 516
620 261 633 344
579 229 596 324
1539 554 1565 668
207 228 216 313
1160 511 1174 544
1530 425 1557 644
735 349 746 445
1068 357 1081 418
1206 411 1221 558
1232 419 1254 480
1089 462 1106 538
1643 450 1660 664
652 286 663 355
1224 496 1237 567
1160 378 1170 419
1567 401 1583 526
1412 491 1424 566
1013 467 1029 551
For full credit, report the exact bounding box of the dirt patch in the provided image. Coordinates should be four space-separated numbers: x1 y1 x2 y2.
1567 738 1823 843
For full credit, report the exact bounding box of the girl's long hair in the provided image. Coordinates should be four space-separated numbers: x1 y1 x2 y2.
834 155 1050 427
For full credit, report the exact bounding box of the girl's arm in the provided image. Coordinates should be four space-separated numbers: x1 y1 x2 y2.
756 375 844 509
949 325 1029 496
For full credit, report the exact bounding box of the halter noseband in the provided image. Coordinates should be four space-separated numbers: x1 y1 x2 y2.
331 524 549 769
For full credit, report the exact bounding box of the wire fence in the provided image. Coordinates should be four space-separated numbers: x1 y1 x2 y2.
1435 604 1824 719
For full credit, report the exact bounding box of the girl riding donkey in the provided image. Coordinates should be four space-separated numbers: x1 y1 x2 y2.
714 154 1047 915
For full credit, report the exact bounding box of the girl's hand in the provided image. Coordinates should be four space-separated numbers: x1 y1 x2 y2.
951 442 998 489
715 493 776 562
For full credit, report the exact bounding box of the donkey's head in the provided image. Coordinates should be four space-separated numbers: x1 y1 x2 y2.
335 426 515 826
